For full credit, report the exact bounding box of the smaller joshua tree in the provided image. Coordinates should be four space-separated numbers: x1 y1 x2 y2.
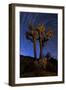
26 23 38 60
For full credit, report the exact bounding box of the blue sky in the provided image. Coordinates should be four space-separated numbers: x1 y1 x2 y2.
20 12 58 59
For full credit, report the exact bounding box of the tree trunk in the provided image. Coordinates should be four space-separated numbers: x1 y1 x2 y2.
33 38 37 60
39 37 43 59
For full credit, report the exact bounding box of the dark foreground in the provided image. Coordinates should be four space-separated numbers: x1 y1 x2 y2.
20 55 58 78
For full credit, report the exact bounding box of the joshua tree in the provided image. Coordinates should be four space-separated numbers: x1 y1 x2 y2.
26 24 38 60
36 24 46 59
36 24 53 59
26 23 53 60
46 52 51 60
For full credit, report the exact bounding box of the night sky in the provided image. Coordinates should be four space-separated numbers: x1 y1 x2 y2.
20 12 58 59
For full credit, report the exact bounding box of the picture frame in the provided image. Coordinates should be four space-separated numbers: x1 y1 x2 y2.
9 3 64 86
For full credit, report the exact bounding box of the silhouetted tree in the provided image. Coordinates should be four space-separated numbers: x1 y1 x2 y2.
46 52 51 60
